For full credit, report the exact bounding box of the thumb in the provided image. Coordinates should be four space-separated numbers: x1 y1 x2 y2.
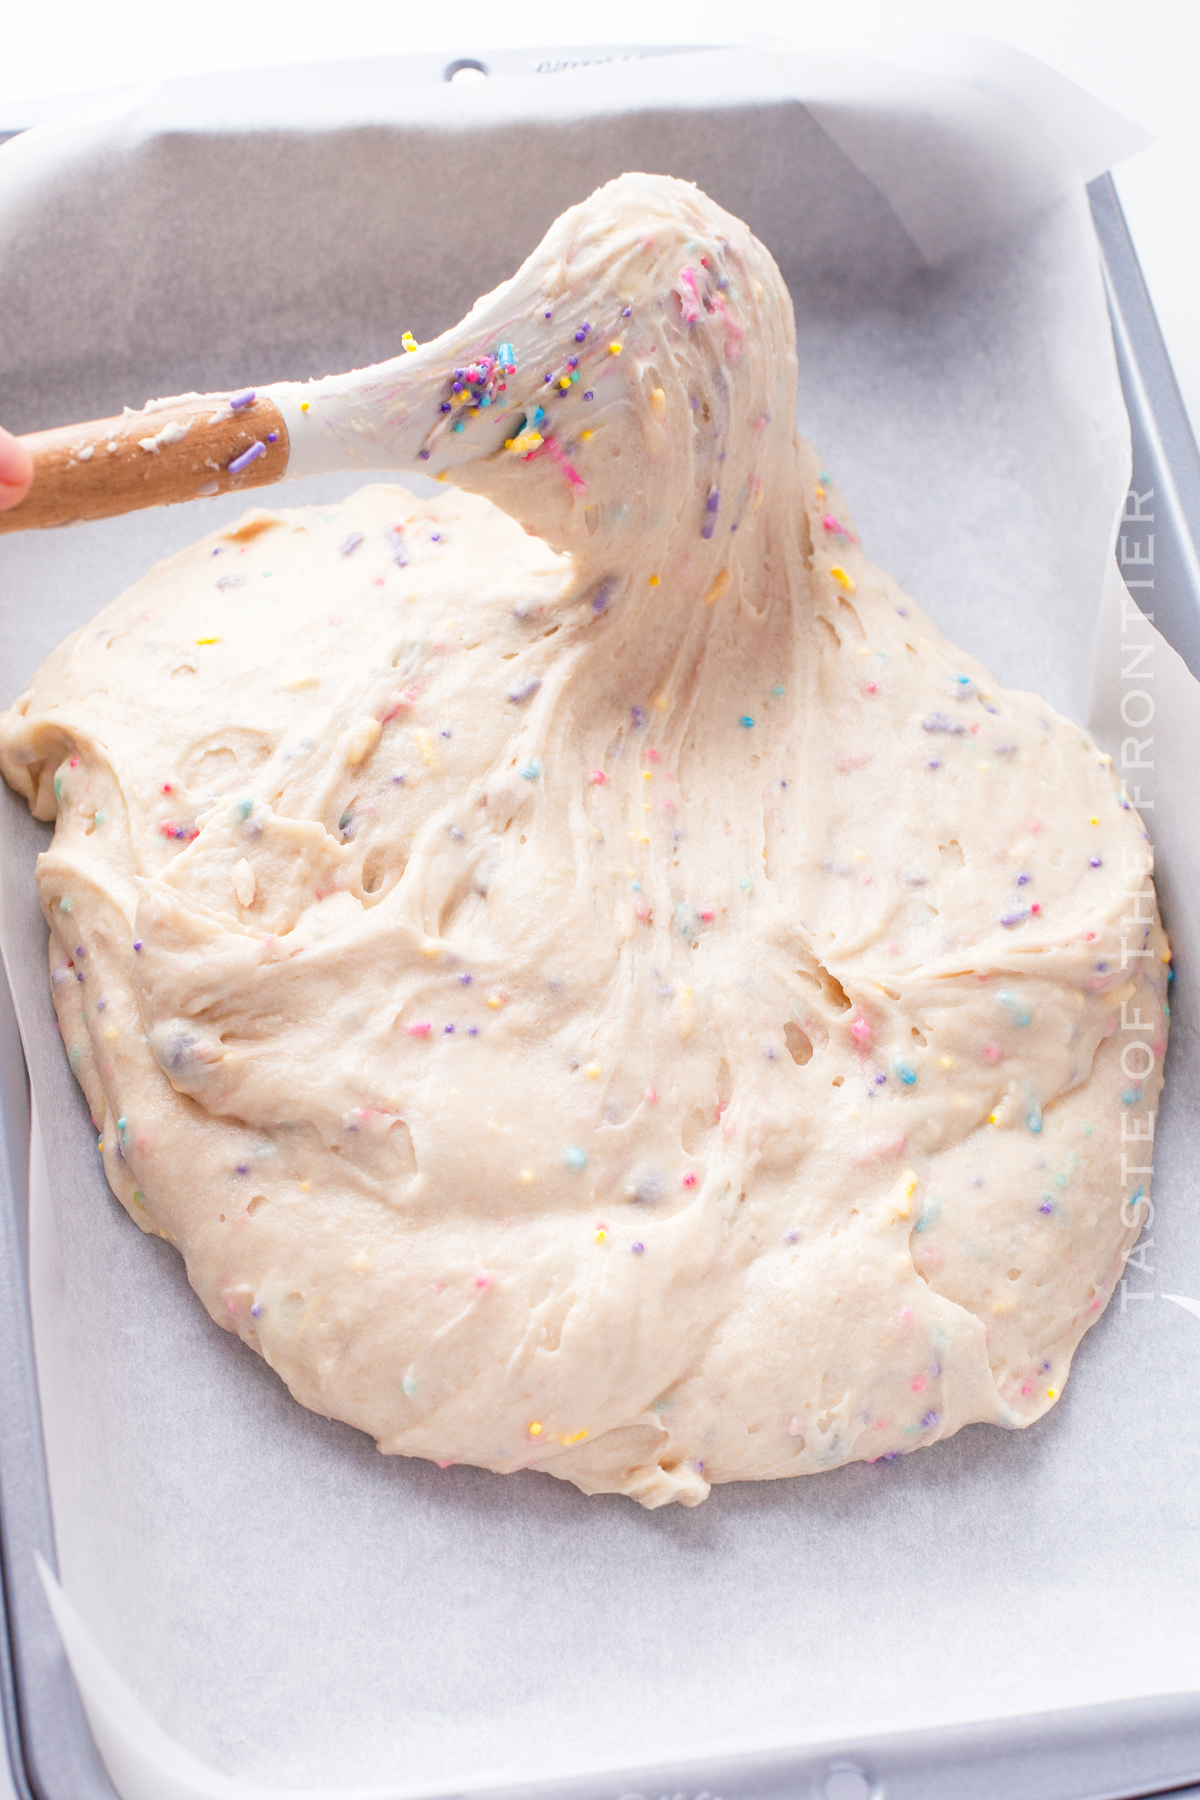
0 425 33 511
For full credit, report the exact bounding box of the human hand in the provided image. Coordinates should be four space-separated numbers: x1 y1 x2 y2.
0 425 32 511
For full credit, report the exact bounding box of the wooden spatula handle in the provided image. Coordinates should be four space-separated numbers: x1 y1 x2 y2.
0 391 290 534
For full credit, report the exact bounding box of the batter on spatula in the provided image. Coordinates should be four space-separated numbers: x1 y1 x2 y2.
0 175 1168 1506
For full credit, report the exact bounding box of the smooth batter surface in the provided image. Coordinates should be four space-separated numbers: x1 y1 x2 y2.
0 176 1169 1506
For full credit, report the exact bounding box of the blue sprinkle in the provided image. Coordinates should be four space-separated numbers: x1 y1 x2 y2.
893 1059 917 1086
453 420 465 433
564 1145 587 1170
1027 1106 1043 1134
519 760 543 780
236 798 253 820
772 684 785 696
740 715 754 729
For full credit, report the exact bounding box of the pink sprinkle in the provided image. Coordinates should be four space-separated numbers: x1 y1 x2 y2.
69 757 79 768
1082 931 1096 942
699 908 715 921
822 513 850 539
1021 1380 1033 1396
645 1087 658 1104
647 747 661 762
897 1306 913 1325
850 1013 872 1046
436 1460 453 1469
910 1374 926 1393
474 1272 494 1292
407 1021 432 1037
1153 1039 1164 1058
863 682 878 695
541 433 586 490
1031 902 1041 914
981 1043 1003 1064
681 1171 697 1187
589 770 607 785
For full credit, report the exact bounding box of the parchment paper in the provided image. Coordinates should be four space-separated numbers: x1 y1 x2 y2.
1 42 1198 1800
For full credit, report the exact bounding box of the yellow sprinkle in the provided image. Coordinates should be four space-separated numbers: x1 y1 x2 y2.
648 574 660 588
528 1420 543 1437
594 1229 606 1242
194 636 220 645
133 1191 147 1210
938 1055 954 1070
558 375 572 389
1163 947 1172 961
704 569 730 605
815 486 825 499
421 943 440 959
830 565 855 591
401 331 419 353
561 1427 589 1445
978 763 992 773
649 387 667 418
1047 1388 1057 1399
637 834 649 845
988 1112 999 1125
585 1062 601 1079
609 342 623 355
1090 816 1099 825
857 645 873 657
506 430 543 455
580 429 593 441
488 991 503 1009
643 770 652 781
519 1169 535 1184
754 280 763 298
105 1027 117 1042
300 1180 310 1191
300 401 309 412
653 693 669 710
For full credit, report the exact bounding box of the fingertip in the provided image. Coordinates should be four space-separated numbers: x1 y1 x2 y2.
0 426 33 511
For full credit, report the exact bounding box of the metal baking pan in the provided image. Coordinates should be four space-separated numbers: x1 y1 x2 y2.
0 56 1198 1800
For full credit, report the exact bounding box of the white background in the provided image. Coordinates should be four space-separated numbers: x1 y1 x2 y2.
1 0 1199 440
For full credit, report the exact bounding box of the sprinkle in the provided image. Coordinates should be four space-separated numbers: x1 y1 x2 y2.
237 1162 249 1174
407 1021 432 1037
644 1087 657 1103
740 715 754 729
585 1062 601 1079
401 331 418 353
508 677 542 705
340 532 364 556
519 760 543 780
300 401 310 412
893 1059 917 1085
650 388 667 419
194 636 220 645
583 391 594 401
705 569 730 605
452 420 465 434
609 342 622 355
133 940 142 952
649 574 660 587
227 441 266 474
267 431 278 443
229 389 256 410
527 1421 543 1438
830 565 855 590
564 1145 587 1170
631 1242 644 1254
594 1228 607 1243
681 1171 697 1187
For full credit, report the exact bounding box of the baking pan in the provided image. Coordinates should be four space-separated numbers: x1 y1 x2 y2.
0 51 1198 1800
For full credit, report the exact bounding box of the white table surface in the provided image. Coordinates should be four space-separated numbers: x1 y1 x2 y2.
1 0 1198 442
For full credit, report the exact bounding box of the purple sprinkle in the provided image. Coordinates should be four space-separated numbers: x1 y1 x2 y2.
543 373 553 384
882 1451 898 1461
392 773 406 785
1016 872 1030 886
250 1302 263 1317
340 532 364 557
923 713 965 735
440 402 452 413
1042 1360 1051 1372
922 1410 939 1429
133 940 142 952
999 908 1029 928
696 1461 705 1475
583 390 594 401
236 1162 249 1175
468 1025 479 1036
459 973 472 985
215 574 246 589
632 1242 644 1254
544 311 552 320
622 306 632 317
706 487 720 514
508 677 542 705
229 389 256 410
1039 1201 1054 1214
452 382 463 394
267 431 278 443
631 705 645 729
430 532 441 542
567 356 578 369
227 440 266 475
927 759 941 770
930 1362 942 1377
419 449 430 460
700 523 715 540
444 1023 455 1033
1090 856 1103 868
